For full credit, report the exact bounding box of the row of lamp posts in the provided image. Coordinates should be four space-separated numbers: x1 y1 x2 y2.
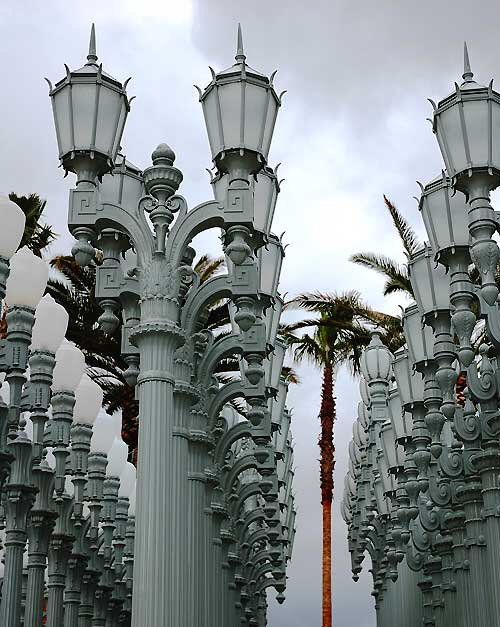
0 24 296 627
342 45 500 627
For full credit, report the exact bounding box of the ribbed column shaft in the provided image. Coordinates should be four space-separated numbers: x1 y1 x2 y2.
92 590 107 627
462 490 492 626
0 531 27 627
78 573 98 627
210 516 223 627
187 433 210 627
47 538 72 627
24 563 47 627
448 520 467 627
131 323 187 627
47 575 66 627
477 442 500 627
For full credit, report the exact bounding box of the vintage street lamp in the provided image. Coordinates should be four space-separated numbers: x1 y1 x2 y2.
431 43 500 305
43 23 294 627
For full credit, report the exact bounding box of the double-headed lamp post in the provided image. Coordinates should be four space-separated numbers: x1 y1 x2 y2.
46 23 293 627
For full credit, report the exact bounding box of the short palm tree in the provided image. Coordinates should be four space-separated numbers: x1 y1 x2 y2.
48 253 228 463
284 290 386 627
8 193 57 257
0 193 56 338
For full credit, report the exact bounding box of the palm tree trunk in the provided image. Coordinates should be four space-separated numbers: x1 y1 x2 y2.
456 371 467 407
120 386 139 465
319 361 335 627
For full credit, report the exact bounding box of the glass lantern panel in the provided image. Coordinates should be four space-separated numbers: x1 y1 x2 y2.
253 171 275 233
388 391 404 441
265 297 283 347
243 82 269 154
219 82 242 151
258 239 282 296
261 96 279 159
380 423 398 469
438 105 467 176
53 87 73 156
393 350 412 406
271 381 288 428
409 247 450 314
403 306 434 365
463 98 490 167
202 89 221 157
95 87 124 157
421 181 469 252
491 101 500 167
71 82 98 150
111 100 128 160
270 342 286 390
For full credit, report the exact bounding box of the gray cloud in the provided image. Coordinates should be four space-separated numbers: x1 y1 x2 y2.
3 1 500 625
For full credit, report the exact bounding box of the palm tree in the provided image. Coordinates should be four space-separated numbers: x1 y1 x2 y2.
284 290 387 627
0 193 56 338
48 252 228 463
8 193 57 257
349 194 470 404
350 195 419 300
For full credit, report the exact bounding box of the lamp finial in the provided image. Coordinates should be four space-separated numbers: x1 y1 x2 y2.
87 23 98 65
235 23 246 64
462 41 474 83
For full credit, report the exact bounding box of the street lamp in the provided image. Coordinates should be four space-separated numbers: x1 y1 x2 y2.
342 44 500 627
44 23 295 627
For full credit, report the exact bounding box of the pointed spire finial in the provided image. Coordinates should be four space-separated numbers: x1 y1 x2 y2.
462 41 474 82
87 23 98 65
235 23 246 64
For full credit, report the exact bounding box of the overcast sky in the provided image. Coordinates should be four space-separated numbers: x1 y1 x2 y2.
2 1 500 625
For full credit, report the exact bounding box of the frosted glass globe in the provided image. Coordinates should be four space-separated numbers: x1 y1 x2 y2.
119 461 136 498
65 476 75 497
0 194 25 259
112 411 123 438
5 247 48 307
44 447 56 470
31 295 69 353
52 341 85 393
106 437 128 477
73 375 103 425
90 414 116 454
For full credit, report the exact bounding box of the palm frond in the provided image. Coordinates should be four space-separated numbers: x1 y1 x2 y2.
383 194 422 256
350 252 413 298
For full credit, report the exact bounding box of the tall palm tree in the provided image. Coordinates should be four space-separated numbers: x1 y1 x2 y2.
48 253 228 463
350 195 419 300
350 194 470 404
284 290 388 627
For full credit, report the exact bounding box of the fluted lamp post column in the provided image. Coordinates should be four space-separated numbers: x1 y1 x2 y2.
24 294 68 627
